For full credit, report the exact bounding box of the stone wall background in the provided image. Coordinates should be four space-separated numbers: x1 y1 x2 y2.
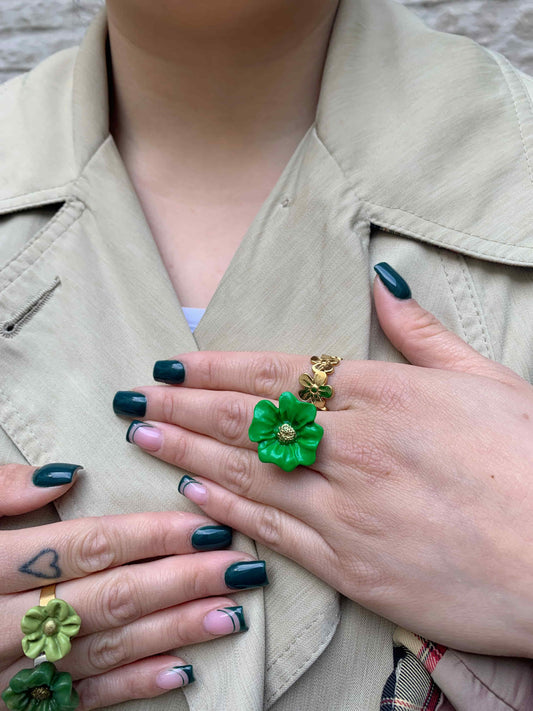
0 0 531 85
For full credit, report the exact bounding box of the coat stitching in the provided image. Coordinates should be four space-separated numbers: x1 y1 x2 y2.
486 50 533 188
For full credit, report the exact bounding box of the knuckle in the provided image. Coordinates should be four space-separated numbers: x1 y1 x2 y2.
73 520 118 575
372 375 414 414
160 389 178 424
194 352 216 384
187 566 212 600
98 572 141 627
167 429 190 465
223 449 254 497
217 398 248 443
249 353 288 396
87 627 130 671
76 679 101 711
253 506 284 549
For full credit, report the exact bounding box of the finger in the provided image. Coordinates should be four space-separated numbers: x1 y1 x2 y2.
1 511 233 594
137 387 340 463
177 475 338 586
60 596 247 680
0 656 194 711
125 418 335 520
151 351 353 405
76 656 195 710
373 263 523 384
2 551 264 663
0 463 82 518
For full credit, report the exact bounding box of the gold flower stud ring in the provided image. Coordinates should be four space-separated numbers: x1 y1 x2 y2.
298 354 343 410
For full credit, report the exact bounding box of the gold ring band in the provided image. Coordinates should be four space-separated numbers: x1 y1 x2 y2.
298 354 343 410
39 584 57 606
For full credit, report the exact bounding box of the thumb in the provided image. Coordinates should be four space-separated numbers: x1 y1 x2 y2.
372 262 520 383
0 463 82 517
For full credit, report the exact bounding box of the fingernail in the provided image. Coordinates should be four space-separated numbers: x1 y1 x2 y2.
373 262 412 299
156 665 195 690
224 560 268 590
113 391 147 417
178 475 208 505
203 606 248 635
32 463 83 488
153 360 186 385
126 421 162 451
192 525 232 551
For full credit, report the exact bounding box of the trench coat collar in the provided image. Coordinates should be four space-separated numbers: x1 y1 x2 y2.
1 0 533 264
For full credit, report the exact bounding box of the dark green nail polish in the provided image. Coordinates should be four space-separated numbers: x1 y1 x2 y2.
374 262 412 299
172 665 195 684
113 391 147 417
224 560 268 590
153 360 185 384
223 606 248 632
126 420 154 443
32 463 83 488
192 525 232 551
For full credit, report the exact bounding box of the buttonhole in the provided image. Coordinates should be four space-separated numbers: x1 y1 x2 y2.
1 276 61 338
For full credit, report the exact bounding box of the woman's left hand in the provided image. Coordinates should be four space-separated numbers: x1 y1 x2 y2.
118 273 533 658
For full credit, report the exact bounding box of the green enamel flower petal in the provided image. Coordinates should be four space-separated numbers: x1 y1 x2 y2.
257 439 300 471
278 391 317 430
21 607 46 635
51 672 79 711
44 632 72 663
278 446 300 472
257 439 285 466
318 385 333 399
22 635 46 659
248 400 280 442
293 441 319 467
296 422 324 450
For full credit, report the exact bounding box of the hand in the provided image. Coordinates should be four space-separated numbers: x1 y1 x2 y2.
120 267 533 659
0 464 266 710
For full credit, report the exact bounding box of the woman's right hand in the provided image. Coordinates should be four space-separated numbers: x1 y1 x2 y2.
0 463 267 710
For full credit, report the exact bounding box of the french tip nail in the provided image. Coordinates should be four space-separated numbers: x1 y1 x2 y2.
178 475 208 504
156 665 195 690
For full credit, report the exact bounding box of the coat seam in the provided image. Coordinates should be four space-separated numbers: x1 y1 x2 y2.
484 49 533 188
314 127 533 261
459 259 494 361
0 200 85 294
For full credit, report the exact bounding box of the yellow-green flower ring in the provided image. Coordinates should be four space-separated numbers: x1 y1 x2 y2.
248 391 324 472
21 599 81 663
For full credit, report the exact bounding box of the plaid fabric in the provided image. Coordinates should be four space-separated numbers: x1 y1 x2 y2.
380 628 449 711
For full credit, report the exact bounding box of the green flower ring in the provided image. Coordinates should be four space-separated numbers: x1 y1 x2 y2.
2 592 81 711
248 391 324 472
1 662 79 711
21 599 81 663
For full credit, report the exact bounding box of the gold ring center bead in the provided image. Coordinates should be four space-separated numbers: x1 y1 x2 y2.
276 423 297 444
43 620 57 636
31 687 52 701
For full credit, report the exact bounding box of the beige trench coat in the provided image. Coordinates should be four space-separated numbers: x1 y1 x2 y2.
1 0 533 708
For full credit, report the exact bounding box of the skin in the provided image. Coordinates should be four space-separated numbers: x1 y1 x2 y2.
106 0 340 307
0 466 259 708
129 277 533 658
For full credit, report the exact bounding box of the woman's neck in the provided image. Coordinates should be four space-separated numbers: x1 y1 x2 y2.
106 0 339 203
